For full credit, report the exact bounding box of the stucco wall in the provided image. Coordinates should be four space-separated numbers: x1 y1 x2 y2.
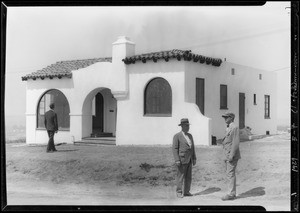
25 78 74 144
185 61 277 139
116 60 211 146
25 61 121 144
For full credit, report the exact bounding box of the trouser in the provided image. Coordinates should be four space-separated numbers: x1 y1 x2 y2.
46 130 56 152
225 159 238 196
176 160 192 194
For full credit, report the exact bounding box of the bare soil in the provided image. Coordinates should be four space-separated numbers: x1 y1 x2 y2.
5 133 291 211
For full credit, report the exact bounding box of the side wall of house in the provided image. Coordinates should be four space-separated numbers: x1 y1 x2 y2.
185 61 277 139
116 60 212 146
24 61 119 144
25 78 74 144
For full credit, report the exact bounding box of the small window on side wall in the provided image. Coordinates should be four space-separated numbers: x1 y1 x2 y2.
220 84 228 109
231 68 235 75
259 74 262 80
254 94 257 105
264 95 270 119
144 77 172 116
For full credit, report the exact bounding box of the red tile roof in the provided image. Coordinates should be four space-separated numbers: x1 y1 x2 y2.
122 49 222 66
22 50 222 81
21 58 112 81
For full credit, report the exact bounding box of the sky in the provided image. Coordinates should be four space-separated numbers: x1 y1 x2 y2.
4 2 291 128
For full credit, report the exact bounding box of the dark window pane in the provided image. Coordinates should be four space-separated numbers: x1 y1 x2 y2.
145 78 172 115
196 78 205 114
264 95 270 118
37 89 70 129
220 85 227 109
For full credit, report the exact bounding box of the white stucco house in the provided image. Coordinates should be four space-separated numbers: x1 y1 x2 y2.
21 36 277 146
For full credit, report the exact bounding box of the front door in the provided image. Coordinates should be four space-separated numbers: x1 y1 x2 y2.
239 93 245 129
93 92 104 133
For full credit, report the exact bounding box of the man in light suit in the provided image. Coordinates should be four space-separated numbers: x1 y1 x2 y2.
221 112 241 201
172 118 197 198
44 103 58 153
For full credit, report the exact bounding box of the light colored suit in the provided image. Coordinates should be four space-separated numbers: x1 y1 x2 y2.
172 131 197 194
222 122 241 161
173 132 196 164
222 122 241 196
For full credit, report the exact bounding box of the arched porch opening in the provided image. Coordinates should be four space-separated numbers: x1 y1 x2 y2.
82 87 117 138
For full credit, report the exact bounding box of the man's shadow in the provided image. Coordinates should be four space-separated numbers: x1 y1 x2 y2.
56 149 78 152
56 143 78 152
194 187 221 196
237 187 265 199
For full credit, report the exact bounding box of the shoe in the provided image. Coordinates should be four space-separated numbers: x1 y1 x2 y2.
53 149 57 152
176 192 184 198
184 192 193 196
46 150 54 153
221 194 236 201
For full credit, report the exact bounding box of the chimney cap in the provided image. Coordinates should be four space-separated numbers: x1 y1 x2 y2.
113 36 135 45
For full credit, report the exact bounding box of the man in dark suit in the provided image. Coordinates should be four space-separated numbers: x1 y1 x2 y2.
221 112 241 201
172 118 197 198
44 103 58 153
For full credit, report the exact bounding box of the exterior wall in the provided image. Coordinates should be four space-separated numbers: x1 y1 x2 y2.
73 62 119 139
25 78 74 144
25 61 121 144
24 36 276 146
116 60 212 146
24 36 134 145
185 61 277 139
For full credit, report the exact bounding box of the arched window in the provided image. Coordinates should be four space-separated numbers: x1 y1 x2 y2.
144 77 172 116
37 89 70 130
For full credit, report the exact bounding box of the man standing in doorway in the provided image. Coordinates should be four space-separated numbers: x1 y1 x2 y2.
221 112 241 201
44 103 58 153
172 118 197 198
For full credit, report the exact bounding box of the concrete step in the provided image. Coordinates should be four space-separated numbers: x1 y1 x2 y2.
74 137 116 146
90 132 113 137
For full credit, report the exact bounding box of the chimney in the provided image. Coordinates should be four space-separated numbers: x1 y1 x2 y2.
112 36 135 63
111 36 135 99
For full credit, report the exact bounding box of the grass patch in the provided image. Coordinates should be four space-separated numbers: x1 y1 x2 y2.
6 138 26 144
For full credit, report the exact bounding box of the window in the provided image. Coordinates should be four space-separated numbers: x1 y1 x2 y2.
196 78 205 115
254 94 257 105
259 74 262 80
264 95 270 119
220 84 228 109
37 89 70 129
231 68 235 75
144 77 172 116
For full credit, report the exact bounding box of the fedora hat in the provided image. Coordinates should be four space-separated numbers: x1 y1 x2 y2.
178 118 191 126
222 112 235 119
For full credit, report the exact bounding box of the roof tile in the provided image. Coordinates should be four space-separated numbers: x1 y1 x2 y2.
22 57 112 81
123 49 222 67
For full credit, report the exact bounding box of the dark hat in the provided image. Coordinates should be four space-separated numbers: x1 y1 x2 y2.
222 112 235 119
49 103 55 109
178 118 191 126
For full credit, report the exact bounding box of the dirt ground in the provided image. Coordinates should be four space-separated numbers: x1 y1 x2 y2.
5 133 291 211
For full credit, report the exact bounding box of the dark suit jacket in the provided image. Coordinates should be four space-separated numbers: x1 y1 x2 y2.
172 132 196 164
44 110 58 131
222 122 241 161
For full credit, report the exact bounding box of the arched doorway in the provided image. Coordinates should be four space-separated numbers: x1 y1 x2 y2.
92 92 104 135
82 88 117 138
